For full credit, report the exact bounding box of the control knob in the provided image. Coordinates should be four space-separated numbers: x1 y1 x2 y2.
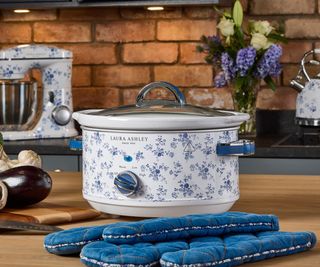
52 105 72 126
114 171 139 197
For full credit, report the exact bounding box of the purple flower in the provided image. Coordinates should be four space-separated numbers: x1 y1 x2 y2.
201 36 222 64
236 46 256 76
208 35 221 45
214 71 227 87
201 36 221 51
269 61 282 76
255 44 282 79
221 52 236 81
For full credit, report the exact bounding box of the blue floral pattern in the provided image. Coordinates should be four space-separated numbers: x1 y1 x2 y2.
296 79 320 119
0 45 77 140
82 129 239 202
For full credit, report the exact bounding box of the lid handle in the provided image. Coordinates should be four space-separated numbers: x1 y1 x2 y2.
136 81 186 107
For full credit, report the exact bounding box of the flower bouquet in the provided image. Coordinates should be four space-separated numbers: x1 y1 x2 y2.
197 0 286 134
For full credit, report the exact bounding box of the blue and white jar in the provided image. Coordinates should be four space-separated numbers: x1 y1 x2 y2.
73 82 254 217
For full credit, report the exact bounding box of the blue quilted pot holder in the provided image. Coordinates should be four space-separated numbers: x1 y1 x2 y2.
44 212 317 267
44 225 106 255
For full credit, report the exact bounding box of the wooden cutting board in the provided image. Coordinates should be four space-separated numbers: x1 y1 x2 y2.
0 202 101 225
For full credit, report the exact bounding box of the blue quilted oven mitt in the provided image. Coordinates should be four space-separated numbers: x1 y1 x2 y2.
44 212 278 255
101 212 279 244
44 225 106 255
44 212 317 267
80 231 316 267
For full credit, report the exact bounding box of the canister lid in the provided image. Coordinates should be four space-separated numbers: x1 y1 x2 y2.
0 45 72 60
73 81 250 131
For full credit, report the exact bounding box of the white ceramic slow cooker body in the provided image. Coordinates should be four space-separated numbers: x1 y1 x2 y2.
81 127 240 217
75 81 253 217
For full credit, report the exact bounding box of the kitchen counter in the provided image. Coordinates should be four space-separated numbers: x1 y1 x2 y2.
0 172 319 267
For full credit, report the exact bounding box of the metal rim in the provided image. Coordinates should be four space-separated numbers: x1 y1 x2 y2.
81 126 240 133
0 80 36 85
295 117 320 126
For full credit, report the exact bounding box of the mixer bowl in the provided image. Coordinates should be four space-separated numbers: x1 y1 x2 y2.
0 80 37 130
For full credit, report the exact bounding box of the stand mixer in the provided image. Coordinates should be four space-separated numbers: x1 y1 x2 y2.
0 45 78 140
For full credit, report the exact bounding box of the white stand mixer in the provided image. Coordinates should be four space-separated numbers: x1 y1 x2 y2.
0 45 78 140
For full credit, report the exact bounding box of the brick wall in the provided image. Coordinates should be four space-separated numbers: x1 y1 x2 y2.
0 1 317 111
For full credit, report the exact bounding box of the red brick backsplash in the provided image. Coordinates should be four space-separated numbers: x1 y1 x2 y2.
59 8 120 21
60 44 117 65
73 87 120 110
157 20 216 41
257 87 298 110
184 7 216 18
96 20 155 42
251 0 315 15
93 66 151 87
285 19 320 39
0 23 32 43
33 22 91 42
154 65 213 87
72 66 92 87
185 88 234 109
122 43 178 64
280 42 313 63
180 43 206 64
0 3 318 111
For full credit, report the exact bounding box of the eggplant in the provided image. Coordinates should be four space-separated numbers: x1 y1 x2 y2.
0 166 52 208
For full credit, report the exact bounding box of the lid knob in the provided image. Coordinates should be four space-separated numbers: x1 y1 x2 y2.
136 81 186 107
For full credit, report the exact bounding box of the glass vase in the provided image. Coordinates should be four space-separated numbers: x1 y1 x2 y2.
232 79 260 136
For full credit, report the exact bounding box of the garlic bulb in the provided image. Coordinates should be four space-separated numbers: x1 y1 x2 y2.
7 159 19 168
17 150 42 168
0 145 42 171
0 160 10 172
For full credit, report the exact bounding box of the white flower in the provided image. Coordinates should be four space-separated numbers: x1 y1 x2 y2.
251 33 272 50
217 17 235 37
252 20 274 35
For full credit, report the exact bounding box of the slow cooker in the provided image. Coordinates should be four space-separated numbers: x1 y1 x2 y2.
73 81 255 217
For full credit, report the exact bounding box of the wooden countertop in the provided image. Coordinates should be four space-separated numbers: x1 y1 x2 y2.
0 173 319 267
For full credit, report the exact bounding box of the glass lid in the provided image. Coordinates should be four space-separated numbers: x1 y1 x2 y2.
88 81 233 118
73 82 250 131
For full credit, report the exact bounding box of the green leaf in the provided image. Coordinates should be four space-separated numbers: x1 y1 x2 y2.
264 76 276 91
235 76 246 90
196 45 204 53
213 5 232 18
0 132 3 146
268 33 288 44
233 0 243 27
223 12 232 19
233 26 245 48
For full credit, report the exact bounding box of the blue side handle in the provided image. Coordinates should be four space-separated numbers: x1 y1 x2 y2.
216 140 255 156
69 136 83 151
